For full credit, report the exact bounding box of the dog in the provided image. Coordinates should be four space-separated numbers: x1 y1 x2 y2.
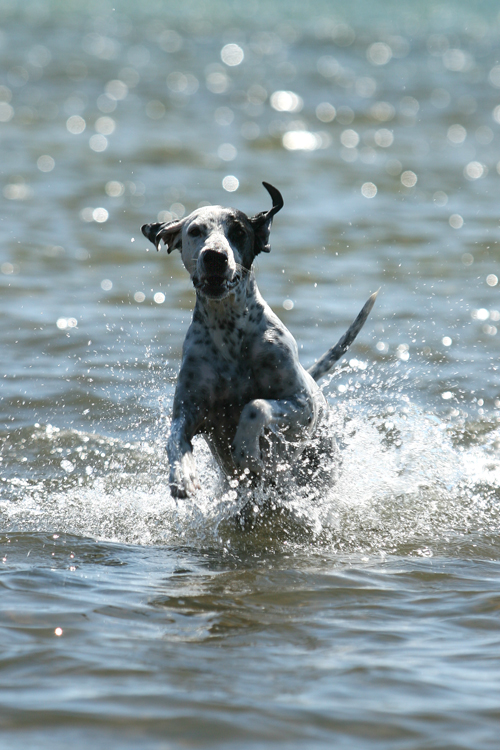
142 183 377 500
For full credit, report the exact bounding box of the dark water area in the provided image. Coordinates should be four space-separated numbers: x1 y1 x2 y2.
1 1 500 748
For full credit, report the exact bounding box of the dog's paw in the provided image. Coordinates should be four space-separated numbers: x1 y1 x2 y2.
169 455 200 498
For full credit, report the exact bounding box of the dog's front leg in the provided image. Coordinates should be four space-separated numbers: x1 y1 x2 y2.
232 394 317 476
167 407 203 498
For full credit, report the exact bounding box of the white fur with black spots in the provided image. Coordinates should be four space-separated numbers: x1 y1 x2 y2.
141 183 377 499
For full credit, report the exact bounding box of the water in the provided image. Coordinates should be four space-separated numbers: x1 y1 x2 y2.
1 1 500 747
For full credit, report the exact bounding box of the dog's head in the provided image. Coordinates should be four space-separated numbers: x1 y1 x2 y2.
141 182 283 301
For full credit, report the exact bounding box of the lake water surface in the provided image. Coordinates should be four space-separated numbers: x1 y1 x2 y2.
2 1 500 748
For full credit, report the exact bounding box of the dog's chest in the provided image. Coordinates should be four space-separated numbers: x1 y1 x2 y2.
184 296 300 421
201 355 254 450
208 339 254 403
209 324 242 359
184 317 254 399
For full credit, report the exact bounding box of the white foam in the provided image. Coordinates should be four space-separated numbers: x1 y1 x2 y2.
3 398 500 555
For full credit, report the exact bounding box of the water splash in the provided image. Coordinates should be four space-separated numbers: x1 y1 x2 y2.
2 381 500 558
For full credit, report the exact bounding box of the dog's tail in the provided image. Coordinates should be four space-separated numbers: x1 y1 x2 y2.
307 290 379 383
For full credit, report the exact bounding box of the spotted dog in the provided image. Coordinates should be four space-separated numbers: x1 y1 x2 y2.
142 183 377 499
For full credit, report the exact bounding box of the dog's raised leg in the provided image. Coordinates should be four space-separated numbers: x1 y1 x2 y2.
232 390 321 476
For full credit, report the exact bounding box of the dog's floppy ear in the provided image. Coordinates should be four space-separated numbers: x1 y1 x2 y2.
141 219 185 253
249 182 284 255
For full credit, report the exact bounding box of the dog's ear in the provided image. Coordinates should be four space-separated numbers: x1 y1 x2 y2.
141 219 185 253
249 182 284 255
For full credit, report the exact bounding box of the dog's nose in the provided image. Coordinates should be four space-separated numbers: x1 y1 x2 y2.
202 249 228 275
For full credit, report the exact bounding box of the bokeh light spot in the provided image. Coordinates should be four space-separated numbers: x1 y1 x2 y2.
361 182 377 198
401 170 417 187
449 214 464 229
37 155 55 172
221 43 244 66
66 115 86 134
222 175 239 192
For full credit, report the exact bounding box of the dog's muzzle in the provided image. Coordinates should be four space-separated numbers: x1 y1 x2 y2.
196 249 239 299
202 249 228 275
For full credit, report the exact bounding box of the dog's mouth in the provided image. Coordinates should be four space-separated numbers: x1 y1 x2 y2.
196 274 240 299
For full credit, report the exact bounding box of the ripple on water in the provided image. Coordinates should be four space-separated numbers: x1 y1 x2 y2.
2 3 500 746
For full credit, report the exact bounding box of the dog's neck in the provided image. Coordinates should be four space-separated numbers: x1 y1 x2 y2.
194 272 263 355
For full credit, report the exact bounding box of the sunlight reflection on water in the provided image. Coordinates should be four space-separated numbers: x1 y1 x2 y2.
2 2 500 748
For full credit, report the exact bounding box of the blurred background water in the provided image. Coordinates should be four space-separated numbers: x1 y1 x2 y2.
1 1 500 748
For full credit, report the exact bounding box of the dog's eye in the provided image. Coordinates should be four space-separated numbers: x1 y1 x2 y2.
188 225 202 238
229 224 245 242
